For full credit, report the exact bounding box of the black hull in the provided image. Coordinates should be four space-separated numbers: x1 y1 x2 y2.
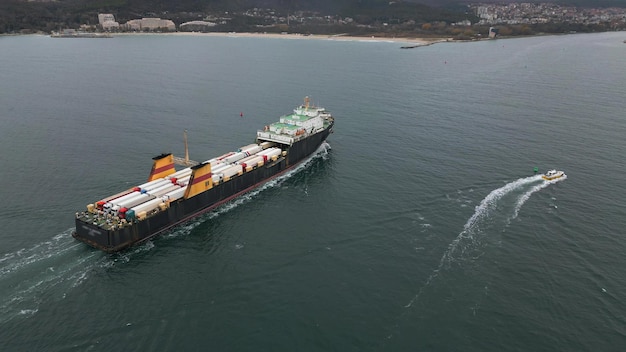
73 125 332 253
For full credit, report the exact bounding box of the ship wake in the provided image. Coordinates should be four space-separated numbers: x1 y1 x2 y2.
404 173 566 308
0 230 110 325
0 143 331 325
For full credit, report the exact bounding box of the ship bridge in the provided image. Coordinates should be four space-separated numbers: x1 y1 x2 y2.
256 96 327 145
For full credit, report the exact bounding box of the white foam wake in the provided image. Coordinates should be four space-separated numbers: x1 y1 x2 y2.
0 230 110 325
440 174 544 264
0 232 83 278
511 174 567 219
404 173 562 308
0 143 332 325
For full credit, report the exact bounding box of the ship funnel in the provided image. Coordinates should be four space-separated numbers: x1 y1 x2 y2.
183 162 213 199
148 153 176 181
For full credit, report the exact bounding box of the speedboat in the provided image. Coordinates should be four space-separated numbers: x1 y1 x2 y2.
542 169 565 181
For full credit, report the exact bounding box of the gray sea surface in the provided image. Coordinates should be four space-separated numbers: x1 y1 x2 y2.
1 32 625 351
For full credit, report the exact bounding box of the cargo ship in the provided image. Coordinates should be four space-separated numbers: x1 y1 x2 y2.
73 97 334 253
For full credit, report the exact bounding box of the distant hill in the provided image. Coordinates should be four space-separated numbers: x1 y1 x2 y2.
0 0 473 32
410 0 626 7
111 0 626 10
29 0 626 14
1 0 625 34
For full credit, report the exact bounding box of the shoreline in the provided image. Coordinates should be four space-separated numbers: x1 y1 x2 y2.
112 31 450 45
25 30 589 48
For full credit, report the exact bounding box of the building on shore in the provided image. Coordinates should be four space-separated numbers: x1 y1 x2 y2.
122 18 176 31
98 14 119 30
179 21 217 32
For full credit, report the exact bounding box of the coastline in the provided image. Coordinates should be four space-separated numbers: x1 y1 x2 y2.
113 31 450 46
6 30 460 47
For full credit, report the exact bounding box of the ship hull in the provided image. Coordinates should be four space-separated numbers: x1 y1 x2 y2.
73 124 332 253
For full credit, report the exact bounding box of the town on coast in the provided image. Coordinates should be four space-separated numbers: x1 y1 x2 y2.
4 1 626 42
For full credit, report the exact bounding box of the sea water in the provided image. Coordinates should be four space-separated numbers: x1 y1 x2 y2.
0 32 625 351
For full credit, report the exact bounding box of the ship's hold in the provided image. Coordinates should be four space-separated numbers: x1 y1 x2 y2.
73 97 334 253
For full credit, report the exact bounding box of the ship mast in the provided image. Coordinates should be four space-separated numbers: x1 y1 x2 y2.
184 129 189 163
173 129 199 167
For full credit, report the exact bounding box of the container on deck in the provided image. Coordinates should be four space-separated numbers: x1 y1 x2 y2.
162 187 186 202
222 152 246 164
221 165 243 178
131 198 164 215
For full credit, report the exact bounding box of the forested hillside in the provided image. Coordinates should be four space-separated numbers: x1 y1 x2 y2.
0 0 472 33
1 0 624 34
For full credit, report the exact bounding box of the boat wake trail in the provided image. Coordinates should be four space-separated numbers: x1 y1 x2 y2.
511 174 567 220
0 230 110 325
0 143 332 325
404 173 565 308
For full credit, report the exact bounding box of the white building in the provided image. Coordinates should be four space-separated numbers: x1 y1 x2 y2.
179 21 217 32
124 18 176 31
98 13 119 30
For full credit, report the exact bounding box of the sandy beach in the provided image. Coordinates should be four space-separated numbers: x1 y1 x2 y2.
115 31 449 46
